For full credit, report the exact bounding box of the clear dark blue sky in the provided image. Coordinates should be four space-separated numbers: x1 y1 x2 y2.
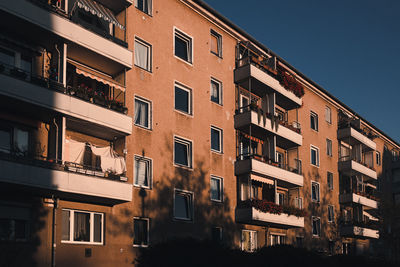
203 0 400 143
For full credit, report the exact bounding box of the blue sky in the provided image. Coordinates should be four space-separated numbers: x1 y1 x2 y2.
203 0 400 143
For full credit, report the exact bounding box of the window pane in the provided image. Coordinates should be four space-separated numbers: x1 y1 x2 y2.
211 128 220 151
211 178 221 201
134 99 149 127
311 149 316 165
175 87 189 113
135 159 149 187
135 41 149 70
212 227 222 243
74 212 90 242
15 129 29 155
211 80 220 103
62 210 70 241
134 219 148 245
21 56 31 74
0 129 11 153
175 193 190 219
0 47 15 66
93 214 102 243
175 35 189 61
174 141 189 166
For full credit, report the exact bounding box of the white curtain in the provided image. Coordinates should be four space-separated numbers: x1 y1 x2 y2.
65 139 86 164
90 145 126 174
134 99 148 127
135 41 148 69
74 211 90 242
211 82 218 99
135 159 148 186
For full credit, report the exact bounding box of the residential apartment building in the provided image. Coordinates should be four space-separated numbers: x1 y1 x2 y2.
0 0 398 266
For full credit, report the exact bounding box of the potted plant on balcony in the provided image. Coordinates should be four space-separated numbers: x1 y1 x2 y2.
94 89 106 106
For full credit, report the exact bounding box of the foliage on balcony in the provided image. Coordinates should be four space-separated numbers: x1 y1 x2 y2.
241 199 306 217
277 66 305 98
353 190 379 201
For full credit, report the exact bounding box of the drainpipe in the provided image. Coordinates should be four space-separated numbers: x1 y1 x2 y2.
55 44 61 83
53 118 59 162
51 196 59 267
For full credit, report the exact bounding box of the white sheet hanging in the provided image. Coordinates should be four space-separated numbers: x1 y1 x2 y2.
90 145 126 174
65 139 86 164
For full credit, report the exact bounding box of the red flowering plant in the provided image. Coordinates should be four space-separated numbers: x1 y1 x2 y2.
241 199 306 217
277 66 305 98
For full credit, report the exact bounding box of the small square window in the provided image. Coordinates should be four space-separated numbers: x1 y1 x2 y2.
174 29 192 63
310 111 318 131
312 217 321 237
174 189 193 221
210 78 222 105
325 106 332 124
210 176 223 202
211 126 223 153
134 38 152 71
210 30 222 57
326 139 332 157
327 172 334 190
310 146 320 166
175 83 192 115
134 97 151 129
134 0 152 15
328 205 335 223
174 137 192 168
133 218 149 247
376 151 381 166
134 156 152 189
311 181 320 202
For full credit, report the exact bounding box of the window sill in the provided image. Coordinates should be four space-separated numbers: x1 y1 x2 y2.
211 199 223 203
211 100 223 106
135 8 153 17
173 217 194 223
134 64 153 73
210 51 223 59
133 244 149 248
211 149 223 155
174 55 193 66
173 163 193 171
174 109 194 118
134 123 152 131
61 241 104 246
133 184 152 190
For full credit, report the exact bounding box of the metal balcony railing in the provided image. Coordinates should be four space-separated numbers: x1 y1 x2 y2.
237 153 302 175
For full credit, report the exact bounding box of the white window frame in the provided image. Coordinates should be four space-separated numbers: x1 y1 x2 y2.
61 209 104 245
328 205 335 223
376 151 381 166
312 216 321 237
134 155 153 189
210 29 222 57
173 189 194 222
327 172 334 190
134 96 152 130
270 233 286 246
173 136 193 169
174 27 193 64
210 176 223 202
241 230 257 252
294 197 303 209
210 126 223 153
310 145 320 167
325 106 332 124
311 181 320 202
326 138 332 157
174 82 193 116
310 111 319 131
134 0 152 15
133 217 150 247
134 37 152 72
210 77 223 105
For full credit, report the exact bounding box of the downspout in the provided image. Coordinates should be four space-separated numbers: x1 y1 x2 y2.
51 196 59 267
53 118 59 162
55 44 61 82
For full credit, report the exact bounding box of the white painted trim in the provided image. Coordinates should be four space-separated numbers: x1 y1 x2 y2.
133 154 153 189
173 135 193 170
133 217 150 247
210 76 223 105
174 81 194 117
133 94 153 130
134 36 153 72
210 125 223 153
210 175 223 202
173 26 194 66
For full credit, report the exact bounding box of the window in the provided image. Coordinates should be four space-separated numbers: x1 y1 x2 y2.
134 156 152 188
310 146 320 166
270 234 286 246
312 217 321 237
0 124 30 156
325 106 332 124
174 137 192 168
174 29 192 63
210 78 222 105
61 209 103 244
241 230 257 252
376 151 381 166
211 126 223 153
326 139 332 157
134 97 151 129
295 158 302 174
134 0 152 15
310 111 318 131
0 47 15 66
327 172 334 190
210 30 222 57
133 218 149 247
311 181 320 202
275 108 286 122
211 227 222 243
296 237 304 248
240 183 257 201
276 152 284 168
0 205 30 242
328 205 335 223
134 38 152 71
210 176 223 202
294 197 303 209
174 83 192 115
174 189 193 221
277 192 285 206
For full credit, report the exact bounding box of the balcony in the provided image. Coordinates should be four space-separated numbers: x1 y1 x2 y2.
234 43 302 110
338 156 377 180
0 0 132 68
339 193 378 209
235 106 302 148
340 224 379 239
0 151 131 204
0 63 132 135
337 127 376 151
235 157 303 187
236 200 304 228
